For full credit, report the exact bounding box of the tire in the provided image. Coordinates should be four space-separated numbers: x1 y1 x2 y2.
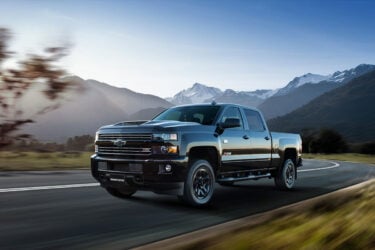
183 160 215 206
275 159 296 190
105 187 137 199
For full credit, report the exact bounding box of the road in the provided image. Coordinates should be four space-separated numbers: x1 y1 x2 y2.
0 160 374 249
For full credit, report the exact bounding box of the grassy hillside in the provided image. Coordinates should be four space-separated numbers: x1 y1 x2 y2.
268 69 375 142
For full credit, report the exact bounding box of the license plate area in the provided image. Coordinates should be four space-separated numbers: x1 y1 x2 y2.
103 172 144 185
112 163 143 173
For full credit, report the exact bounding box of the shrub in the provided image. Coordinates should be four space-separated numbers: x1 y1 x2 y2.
360 142 375 154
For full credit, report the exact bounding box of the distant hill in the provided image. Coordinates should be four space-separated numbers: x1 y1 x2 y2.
259 64 375 119
128 107 167 120
23 76 172 142
268 69 375 142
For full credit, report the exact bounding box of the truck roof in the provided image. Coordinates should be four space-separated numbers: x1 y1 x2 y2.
173 102 260 112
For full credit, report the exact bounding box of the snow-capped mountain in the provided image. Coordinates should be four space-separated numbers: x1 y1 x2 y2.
166 82 278 107
329 64 375 83
275 73 330 96
167 83 222 105
206 89 277 107
275 64 375 97
259 64 375 119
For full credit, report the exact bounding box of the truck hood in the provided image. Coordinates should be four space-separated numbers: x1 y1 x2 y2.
99 120 201 132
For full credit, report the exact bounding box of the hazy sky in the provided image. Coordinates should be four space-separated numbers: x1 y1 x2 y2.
1 0 375 97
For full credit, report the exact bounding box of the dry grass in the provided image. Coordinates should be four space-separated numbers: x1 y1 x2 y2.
181 181 375 250
0 151 92 171
304 153 375 165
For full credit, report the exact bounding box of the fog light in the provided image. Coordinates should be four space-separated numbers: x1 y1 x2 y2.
165 164 172 172
98 162 107 170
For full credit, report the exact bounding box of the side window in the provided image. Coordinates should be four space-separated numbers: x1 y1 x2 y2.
220 107 243 129
244 109 265 132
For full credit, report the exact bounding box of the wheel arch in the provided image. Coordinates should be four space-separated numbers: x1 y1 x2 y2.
283 148 298 165
188 146 220 175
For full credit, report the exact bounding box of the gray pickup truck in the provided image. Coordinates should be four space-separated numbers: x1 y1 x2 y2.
91 103 302 206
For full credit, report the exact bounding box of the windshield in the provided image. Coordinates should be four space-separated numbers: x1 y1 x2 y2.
153 105 221 125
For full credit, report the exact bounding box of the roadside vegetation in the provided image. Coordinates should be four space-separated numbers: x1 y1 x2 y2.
0 135 93 171
181 180 375 250
304 153 375 165
0 151 91 171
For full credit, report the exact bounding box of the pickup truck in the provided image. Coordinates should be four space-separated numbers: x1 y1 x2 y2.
91 103 302 206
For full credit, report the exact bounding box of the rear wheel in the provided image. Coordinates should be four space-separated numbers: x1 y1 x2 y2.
183 160 215 206
105 187 137 199
275 159 296 190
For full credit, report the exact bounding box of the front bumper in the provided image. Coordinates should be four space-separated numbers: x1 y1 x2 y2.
91 154 188 195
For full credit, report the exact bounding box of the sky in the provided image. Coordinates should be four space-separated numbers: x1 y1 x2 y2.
1 0 375 97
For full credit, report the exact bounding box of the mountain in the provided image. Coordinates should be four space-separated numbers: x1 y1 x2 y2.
274 73 330 96
268 69 375 142
259 64 375 119
167 82 277 107
167 83 222 105
128 107 167 120
207 89 276 107
23 76 172 142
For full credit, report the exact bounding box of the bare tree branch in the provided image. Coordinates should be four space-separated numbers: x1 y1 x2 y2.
0 27 75 147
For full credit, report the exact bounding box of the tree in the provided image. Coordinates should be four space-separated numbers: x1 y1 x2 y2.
66 135 94 151
360 142 375 155
308 128 347 154
0 28 74 147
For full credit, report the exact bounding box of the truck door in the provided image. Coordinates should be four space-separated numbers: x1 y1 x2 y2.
219 106 253 172
242 108 272 169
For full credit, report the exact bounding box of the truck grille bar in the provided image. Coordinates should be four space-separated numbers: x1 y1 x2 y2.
98 146 151 156
98 133 152 141
97 133 152 156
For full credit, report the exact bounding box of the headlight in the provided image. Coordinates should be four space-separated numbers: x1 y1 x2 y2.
95 132 99 141
153 133 178 141
152 145 179 154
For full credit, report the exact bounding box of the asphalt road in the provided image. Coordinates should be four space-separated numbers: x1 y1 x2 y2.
0 159 374 249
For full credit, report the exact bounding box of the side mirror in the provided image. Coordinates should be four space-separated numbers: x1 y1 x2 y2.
214 118 241 137
222 118 241 129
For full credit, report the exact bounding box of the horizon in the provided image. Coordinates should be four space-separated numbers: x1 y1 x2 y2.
2 0 375 97
79 62 374 98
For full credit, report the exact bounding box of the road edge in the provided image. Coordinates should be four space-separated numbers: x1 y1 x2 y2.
133 178 375 250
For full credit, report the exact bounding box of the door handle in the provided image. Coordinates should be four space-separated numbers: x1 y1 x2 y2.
243 135 249 140
264 136 270 140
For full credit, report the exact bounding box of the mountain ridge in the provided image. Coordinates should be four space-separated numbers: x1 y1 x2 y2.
23 77 172 142
19 63 375 142
259 64 375 119
267 69 375 142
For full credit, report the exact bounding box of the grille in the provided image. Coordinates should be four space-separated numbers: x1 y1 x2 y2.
97 133 152 156
97 146 151 156
98 133 152 141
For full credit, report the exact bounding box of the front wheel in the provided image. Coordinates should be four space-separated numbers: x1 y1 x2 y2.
105 187 137 199
183 160 215 206
275 159 296 190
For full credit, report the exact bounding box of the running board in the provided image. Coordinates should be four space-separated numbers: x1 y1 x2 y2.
217 173 272 182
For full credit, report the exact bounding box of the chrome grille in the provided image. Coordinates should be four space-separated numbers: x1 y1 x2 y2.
98 133 152 141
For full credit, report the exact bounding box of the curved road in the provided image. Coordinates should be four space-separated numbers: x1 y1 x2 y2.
0 159 374 249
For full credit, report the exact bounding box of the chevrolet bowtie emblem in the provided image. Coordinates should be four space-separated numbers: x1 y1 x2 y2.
113 139 127 147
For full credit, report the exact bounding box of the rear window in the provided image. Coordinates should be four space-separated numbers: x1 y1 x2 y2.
244 109 265 132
